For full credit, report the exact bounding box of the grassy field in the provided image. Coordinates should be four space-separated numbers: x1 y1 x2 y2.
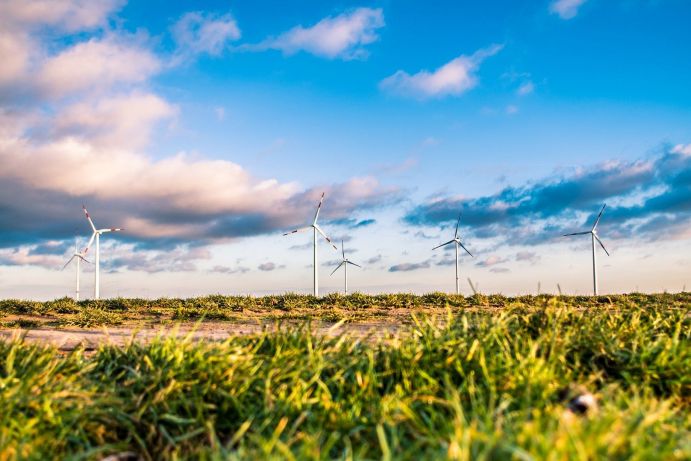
0 294 689 459
1 292 690 327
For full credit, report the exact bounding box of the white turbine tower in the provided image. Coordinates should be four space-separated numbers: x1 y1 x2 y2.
330 240 361 294
433 212 473 295
283 193 338 297
61 237 90 301
82 205 124 300
564 204 610 296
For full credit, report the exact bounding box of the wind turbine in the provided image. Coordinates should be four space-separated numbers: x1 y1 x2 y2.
433 212 473 294
563 204 610 296
283 193 337 296
330 240 361 294
82 205 124 300
61 237 91 301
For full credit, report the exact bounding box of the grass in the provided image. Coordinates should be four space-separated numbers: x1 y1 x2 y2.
0 296 689 459
0 292 689 327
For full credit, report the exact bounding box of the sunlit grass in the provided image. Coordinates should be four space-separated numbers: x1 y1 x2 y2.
0 292 689 327
1 297 689 459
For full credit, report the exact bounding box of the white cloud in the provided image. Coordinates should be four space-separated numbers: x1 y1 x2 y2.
0 31 31 86
0 136 296 216
108 244 212 273
476 255 508 267
0 0 123 32
210 265 249 274
0 0 400 268
672 144 691 156
259 8 384 59
258 262 277 271
515 251 540 263
0 2 137 99
38 38 161 98
550 0 588 19
172 11 241 57
506 105 519 115
517 81 534 96
0 240 73 270
380 44 503 99
0 125 397 241
54 92 178 149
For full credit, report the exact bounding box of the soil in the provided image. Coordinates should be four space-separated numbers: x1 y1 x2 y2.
0 319 407 351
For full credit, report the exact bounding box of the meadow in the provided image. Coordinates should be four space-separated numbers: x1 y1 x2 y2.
0 293 689 459
1 292 690 327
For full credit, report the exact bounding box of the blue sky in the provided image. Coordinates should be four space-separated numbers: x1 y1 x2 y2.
0 0 690 299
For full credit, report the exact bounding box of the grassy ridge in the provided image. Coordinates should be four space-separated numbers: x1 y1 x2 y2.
1 292 690 327
1 299 689 459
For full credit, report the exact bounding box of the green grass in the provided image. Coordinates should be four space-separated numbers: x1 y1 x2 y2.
0 292 689 327
0 297 689 460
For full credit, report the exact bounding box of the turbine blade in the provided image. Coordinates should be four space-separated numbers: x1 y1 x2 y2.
61 255 76 270
594 234 610 256
82 205 96 232
459 241 473 257
467 277 477 295
313 192 325 224
315 225 338 250
347 261 362 268
283 226 310 236
563 231 591 236
78 255 93 264
330 261 345 276
341 240 345 259
99 228 123 233
455 212 462 238
83 231 97 254
592 203 606 230
432 239 456 250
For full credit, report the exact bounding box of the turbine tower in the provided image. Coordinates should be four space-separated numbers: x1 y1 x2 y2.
62 237 90 301
330 240 361 294
82 205 123 300
433 212 473 294
564 204 610 296
283 193 337 296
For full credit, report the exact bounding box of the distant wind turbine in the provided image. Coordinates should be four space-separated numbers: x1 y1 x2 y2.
283 193 337 296
433 212 473 294
563 204 610 296
61 237 91 301
330 240 361 294
82 205 124 300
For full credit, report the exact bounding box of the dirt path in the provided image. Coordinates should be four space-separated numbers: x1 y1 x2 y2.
0 320 406 351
